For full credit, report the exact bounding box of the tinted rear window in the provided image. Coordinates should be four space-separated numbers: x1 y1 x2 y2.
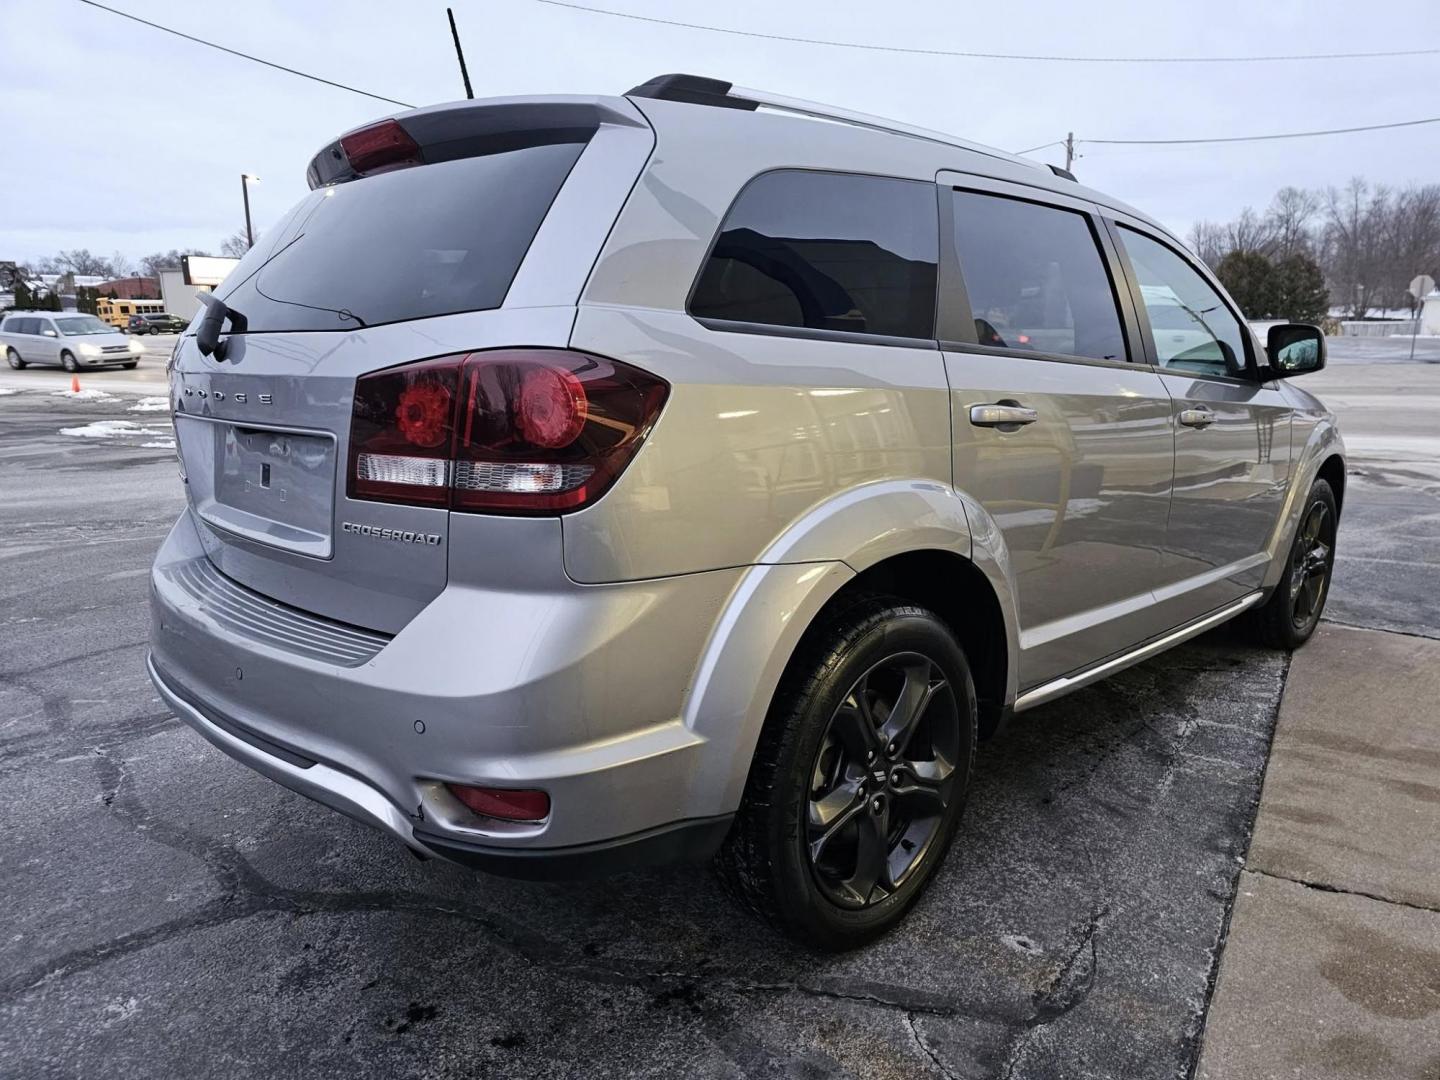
214 138 587 333
949 190 1126 363
690 170 939 341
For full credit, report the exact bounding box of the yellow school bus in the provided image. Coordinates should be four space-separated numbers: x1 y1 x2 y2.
97 297 165 328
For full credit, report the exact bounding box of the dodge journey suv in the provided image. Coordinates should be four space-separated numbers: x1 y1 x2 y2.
148 75 1343 948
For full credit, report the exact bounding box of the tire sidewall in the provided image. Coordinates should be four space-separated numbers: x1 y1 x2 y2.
61 352 78 372
769 608 976 946
1285 480 1338 643
6 348 20 369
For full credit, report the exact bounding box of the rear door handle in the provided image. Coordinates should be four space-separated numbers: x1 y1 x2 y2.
970 403 1038 428
1178 407 1216 429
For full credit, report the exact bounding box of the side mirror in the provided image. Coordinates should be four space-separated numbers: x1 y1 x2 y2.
42 328 57 337
1266 323 1326 378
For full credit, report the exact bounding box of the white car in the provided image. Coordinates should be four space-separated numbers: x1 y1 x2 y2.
1 311 144 370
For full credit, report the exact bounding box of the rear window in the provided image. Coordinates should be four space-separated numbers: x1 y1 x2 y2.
689 170 939 341
214 137 587 333
949 189 1126 363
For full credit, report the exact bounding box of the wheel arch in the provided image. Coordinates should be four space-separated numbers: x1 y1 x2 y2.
1262 419 1346 592
681 480 1021 818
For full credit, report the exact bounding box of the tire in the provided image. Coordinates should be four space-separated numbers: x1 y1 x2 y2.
60 352 79 372
1252 478 1338 649
5 347 23 370
715 595 977 950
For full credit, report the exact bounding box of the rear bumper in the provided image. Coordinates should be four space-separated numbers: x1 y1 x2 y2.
148 510 744 868
148 654 732 875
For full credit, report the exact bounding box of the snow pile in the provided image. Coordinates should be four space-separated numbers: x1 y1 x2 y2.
128 396 170 412
141 440 177 449
0 388 19 396
51 388 115 401
59 420 172 440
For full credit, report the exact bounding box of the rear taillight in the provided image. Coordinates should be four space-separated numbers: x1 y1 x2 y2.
339 119 422 176
348 349 668 514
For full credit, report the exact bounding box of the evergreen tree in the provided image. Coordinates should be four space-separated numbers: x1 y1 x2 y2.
1216 250 1277 318
1271 254 1329 323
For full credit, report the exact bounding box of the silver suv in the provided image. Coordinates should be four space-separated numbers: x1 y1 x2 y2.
148 75 1343 948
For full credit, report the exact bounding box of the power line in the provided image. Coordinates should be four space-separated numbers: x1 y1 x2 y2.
1014 115 1440 154
527 0 1440 63
1015 140 1065 156
1085 115 1440 145
72 0 415 109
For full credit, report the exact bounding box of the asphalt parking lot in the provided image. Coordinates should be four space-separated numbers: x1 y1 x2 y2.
1 337 1436 1079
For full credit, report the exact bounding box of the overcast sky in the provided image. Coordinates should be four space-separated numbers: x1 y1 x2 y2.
3 0 1437 266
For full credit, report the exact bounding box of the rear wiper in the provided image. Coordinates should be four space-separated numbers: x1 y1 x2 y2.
195 292 249 361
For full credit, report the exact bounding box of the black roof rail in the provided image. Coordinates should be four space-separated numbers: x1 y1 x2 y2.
624 73 1045 172
625 74 757 111
1048 164 1078 181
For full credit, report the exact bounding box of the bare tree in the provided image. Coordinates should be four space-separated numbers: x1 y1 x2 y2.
1187 220 1227 268
1322 178 1391 317
1385 184 1440 314
1264 187 1321 260
1223 207 1276 257
218 230 251 259
108 251 137 279
53 249 116 277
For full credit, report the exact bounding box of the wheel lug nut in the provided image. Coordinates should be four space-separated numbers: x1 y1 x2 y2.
865 750 876 764
870 797 884 813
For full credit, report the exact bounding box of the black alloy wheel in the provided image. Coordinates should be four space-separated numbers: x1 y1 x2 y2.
1288 499 1334 633
716 596 977 950
806 652 961 909
1253 478 1338 649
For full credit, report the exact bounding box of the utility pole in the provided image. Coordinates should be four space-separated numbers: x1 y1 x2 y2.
447 8 474 99
1065 132 1075 172
241 174 259 249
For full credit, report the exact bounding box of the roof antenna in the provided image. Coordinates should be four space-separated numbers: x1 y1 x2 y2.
447 7 474 99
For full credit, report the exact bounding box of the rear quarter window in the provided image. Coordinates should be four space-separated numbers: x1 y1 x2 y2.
689 170 939 341
214 137 588 333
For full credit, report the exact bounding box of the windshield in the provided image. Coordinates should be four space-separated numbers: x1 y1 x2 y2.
212 136 587 333
56 316 116 336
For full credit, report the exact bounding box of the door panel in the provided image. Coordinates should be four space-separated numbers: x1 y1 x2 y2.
1159 374 1291 603
946 351 1175 686
938 179 1177 689
1109 221 1293 617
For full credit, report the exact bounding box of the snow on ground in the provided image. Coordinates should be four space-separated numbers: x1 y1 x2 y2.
59 420 172 440
0 388 18 396
128 396 170 412
141 440 177 449
51 388 115 401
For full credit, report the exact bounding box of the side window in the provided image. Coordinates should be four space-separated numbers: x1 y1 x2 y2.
690 170 938 340
1118 227 1248 377
950 190 1127 363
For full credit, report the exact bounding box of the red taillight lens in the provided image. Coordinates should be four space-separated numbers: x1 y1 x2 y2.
348 349 668 514
339 119 422 175
446 784 550 822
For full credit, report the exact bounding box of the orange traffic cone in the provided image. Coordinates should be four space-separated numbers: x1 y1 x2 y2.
70 375 81 394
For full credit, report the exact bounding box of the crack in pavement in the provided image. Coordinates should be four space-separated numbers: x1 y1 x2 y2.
905 1011 961 1080
1246 867 1440 916
996 903 1109 1080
